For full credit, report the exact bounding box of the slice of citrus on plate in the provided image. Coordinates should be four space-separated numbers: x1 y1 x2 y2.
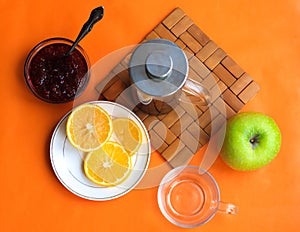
84 141 132 186
66 103 112 152
112 117 143 156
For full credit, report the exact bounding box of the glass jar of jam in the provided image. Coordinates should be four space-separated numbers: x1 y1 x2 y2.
24 37 90 103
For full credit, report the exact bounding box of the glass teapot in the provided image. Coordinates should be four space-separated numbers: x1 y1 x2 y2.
129 39 210 115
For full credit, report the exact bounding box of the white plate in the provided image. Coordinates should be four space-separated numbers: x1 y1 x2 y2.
50 101 151 201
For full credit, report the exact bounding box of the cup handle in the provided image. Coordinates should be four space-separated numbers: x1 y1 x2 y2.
180 78 211 105
217 201 238 215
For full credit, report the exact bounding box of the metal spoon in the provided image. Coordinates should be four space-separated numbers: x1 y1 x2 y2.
65 6 104 56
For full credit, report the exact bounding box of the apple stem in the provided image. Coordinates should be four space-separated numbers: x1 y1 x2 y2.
250 134 260 149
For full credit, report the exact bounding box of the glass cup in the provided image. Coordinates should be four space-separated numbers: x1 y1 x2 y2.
157 166 237 228
24 37 90 103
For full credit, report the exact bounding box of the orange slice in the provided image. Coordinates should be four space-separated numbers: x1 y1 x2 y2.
66 103 112 152
112 117 143 155
84 141 132 186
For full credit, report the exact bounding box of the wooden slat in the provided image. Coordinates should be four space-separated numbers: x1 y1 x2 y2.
162 7 185 29
196 41 218 62
171 15 194 37
149 130 168 154
153 121 177 145
238 81 260 103
161 138 185 161
189 56 211 78
169 113 194 136
179 31 202 53
222 89 244 112
154 23 177 41
204 48 227 70
169 146 194 168
230 72 252 95
221 56 245 78
213 64 237 87
187 24 210 46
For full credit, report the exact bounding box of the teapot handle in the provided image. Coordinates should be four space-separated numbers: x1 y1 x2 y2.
179 78 211 105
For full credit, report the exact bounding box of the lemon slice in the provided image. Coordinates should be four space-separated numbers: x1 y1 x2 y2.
66 103 112 152
84 141 132 186
112 117 143 155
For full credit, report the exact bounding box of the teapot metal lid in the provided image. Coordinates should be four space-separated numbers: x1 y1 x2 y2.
129 39 188 97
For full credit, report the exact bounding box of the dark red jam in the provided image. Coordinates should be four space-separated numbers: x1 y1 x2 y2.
27 43 89 103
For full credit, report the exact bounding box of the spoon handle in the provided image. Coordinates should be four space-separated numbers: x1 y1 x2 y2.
66 6 104 56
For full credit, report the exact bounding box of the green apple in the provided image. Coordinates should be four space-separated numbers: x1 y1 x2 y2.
220 112 281 171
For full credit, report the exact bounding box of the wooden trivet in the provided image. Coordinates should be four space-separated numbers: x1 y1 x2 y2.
95 8 260 168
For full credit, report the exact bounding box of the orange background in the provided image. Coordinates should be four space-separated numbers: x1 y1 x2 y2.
1 0 300 231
